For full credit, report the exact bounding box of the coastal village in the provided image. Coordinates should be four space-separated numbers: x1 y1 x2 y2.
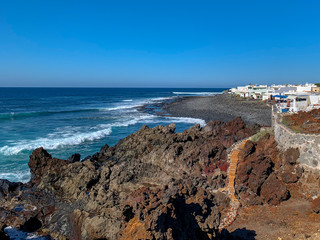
229 83 320 113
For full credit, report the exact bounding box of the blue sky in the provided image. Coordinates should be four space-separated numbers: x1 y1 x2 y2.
0 0 320 87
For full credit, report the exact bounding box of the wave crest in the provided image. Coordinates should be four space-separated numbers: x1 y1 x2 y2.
0 114 205 156
0 115 155 156
0 127 112 156
172 92 221 95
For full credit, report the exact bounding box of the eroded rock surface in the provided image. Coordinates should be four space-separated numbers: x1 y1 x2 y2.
235 134 306 206
0 117 257 239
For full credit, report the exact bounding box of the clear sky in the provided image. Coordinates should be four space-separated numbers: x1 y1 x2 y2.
1 0 320 88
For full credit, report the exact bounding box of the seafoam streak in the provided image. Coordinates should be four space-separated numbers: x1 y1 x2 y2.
172 92 222 95
0 127 112 156
0 114 206 156
0 115 155 155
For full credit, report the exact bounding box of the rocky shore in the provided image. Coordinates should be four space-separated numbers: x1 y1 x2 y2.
0 117 255 239
162 94 272 126
0 117 319 239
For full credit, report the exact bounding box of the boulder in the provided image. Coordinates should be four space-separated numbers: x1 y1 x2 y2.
260 173 290 205
236 134 290 206
278 164 303 184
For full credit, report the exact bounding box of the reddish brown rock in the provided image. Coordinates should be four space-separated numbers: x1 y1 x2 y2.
282 108 320 133
260 173 290 205
236 134 277 206
235 133 293 206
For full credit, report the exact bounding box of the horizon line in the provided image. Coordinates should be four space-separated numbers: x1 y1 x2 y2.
0 86 231 89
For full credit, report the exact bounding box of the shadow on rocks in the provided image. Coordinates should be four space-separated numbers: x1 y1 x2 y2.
155 200 213 240
219 228 257 240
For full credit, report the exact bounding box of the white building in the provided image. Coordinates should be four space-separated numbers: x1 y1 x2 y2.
230 82 320 113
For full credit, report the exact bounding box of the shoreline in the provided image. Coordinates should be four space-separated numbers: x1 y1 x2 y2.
159 93 272 126
2 93 320 240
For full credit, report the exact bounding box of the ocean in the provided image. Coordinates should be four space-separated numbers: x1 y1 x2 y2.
0 88 226 183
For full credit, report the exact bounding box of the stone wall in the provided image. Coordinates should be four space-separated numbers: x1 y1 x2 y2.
272 107 320 169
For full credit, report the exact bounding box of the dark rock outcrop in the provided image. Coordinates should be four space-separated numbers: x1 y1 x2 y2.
67 153 81 163
0 179 22 199
0 118 258 239
28 147 70 186
0 222 9 240
236 134 291 206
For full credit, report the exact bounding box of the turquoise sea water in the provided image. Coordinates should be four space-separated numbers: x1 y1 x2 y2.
0 88 226 183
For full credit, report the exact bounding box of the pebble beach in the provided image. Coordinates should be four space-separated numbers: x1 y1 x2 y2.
162 93 272 126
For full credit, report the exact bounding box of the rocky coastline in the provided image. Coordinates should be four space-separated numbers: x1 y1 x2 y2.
1 104 320 239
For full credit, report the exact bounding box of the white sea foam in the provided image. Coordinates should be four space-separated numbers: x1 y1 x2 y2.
173 92 222 95
0 115 155 156
167 116 206 126
95 115 156 130
0 127 113 156
122 99 133 102
0 111 205 156
101 97 175 111
150 97 175 101
101 105 141 111
0 171 30 183
143 116 206 126
100 100 146 111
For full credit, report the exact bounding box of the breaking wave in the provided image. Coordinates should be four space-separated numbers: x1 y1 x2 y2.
0 127 113 156
0 171 30 183
0 114 206 156
101 97 175 111
0 115 155 156
172 92 222 95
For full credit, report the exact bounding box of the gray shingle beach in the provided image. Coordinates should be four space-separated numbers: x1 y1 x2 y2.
163 93 272 126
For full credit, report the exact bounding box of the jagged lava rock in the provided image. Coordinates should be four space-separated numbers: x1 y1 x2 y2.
1 117 257 239
236 133 291 206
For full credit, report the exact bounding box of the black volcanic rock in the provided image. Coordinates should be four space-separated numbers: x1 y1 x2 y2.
67 153 81 163
0 179 22 199
0 118 258 239
0 223 9 240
